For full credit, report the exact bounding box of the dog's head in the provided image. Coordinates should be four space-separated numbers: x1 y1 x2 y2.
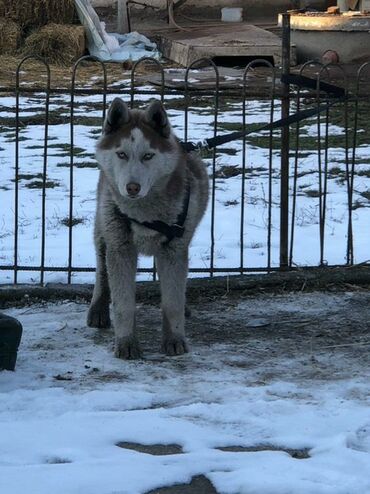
96 98 182 200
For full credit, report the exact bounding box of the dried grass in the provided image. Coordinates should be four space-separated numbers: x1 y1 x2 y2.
0 18 21 55
23 24 85 66
2 0 76 31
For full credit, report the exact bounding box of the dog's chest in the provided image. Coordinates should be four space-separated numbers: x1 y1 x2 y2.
130 223 167 254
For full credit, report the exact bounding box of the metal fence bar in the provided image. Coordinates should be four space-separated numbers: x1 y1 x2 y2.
14 56 51 284
68 56 107 283
242 60 276 271
14 62 21 284
0 263 358 274
280 13 291 269
240 67 248 274
130 57 165 107
317 64 348 266
40 62 51 284
289 61 324 267
185 58 219 277
349 62 370 265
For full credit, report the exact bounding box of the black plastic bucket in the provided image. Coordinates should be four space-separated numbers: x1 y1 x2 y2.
0 313 23 371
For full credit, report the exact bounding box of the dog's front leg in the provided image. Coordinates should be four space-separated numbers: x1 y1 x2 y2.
156 248 189 356
87 237 111 329
106 243 141 359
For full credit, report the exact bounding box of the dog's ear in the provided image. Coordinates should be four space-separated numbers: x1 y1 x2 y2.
103 98 130 134
144 100 171 138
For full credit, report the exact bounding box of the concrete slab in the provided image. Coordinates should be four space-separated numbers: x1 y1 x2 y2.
155 23 296 66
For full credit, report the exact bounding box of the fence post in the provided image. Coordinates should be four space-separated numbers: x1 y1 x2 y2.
280 13 291 269
117 0 129 34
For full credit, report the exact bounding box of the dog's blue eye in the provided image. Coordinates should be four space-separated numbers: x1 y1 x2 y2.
117 151 128 160
142 153 155 161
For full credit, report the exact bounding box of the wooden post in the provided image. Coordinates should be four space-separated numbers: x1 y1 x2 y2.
117 0 129 34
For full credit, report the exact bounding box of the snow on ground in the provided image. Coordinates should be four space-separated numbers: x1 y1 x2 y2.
1 83 370 283
1 291 370 494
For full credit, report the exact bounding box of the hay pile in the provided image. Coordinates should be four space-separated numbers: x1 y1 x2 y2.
23 24 85 66
1 0 76 32
0 18 21 54
0 0 86 65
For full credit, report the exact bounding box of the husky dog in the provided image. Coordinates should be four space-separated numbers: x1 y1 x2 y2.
87 98 209 359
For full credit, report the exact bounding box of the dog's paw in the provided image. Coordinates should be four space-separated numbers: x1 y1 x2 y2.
162 334 189 356
87 303 111 329
115 336 142 360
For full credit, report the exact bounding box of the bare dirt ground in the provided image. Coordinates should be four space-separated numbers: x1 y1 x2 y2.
106 289 370 384
3 284 370 389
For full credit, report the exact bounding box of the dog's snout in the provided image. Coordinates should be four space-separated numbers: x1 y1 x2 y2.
126 182 141 197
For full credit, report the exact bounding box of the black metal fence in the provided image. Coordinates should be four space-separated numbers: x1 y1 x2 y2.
1 53 370 285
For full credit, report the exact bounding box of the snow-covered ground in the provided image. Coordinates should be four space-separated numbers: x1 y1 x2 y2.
1 83 370 283
1 291 370 494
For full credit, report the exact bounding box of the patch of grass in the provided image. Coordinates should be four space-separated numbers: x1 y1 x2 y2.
304 189 322 198
224 199 239 206
48 143 94 159
74 152 95 159
56 161 97 169
45 457 72 464
12 172 44 181
60 217 85 227
26 144 45 149
218 121 265 134
215 165 241 178
217 147 238 156
25 179 60 189
248 242 263 249
329 166 343 176
49 143 85 154
75 161 97 168
352 200 365 210
251 166 269 174
359 190 370 201
357 169 370 178
5 135 30 143
0 113 103 128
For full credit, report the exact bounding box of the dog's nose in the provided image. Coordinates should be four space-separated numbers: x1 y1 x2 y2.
126 182 141 197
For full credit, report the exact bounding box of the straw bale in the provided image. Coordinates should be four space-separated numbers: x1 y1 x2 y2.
0 18 21 55
23 24 86 66
44 0 76 25
3 0 76 31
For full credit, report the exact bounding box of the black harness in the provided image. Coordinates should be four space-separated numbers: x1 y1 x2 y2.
127 185 191 245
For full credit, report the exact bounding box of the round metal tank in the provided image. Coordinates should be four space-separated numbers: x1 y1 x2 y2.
281 12 370 63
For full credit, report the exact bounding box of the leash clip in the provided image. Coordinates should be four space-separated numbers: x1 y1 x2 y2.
194 139 209 151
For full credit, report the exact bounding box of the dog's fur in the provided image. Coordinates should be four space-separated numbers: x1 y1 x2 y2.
87 98 209 359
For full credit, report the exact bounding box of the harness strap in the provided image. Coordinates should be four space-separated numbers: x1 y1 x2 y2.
127 185 191 244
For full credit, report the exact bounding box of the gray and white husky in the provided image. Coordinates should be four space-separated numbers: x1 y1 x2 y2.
87 98 209 359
